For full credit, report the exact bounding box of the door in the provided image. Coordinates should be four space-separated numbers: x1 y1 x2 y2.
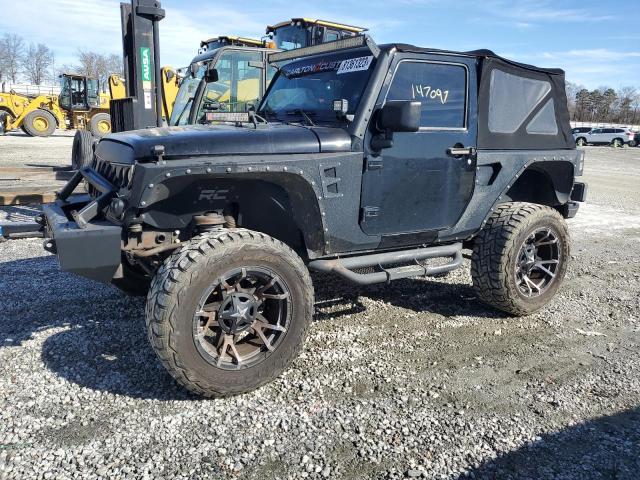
360 56 478 236
587 128 604 143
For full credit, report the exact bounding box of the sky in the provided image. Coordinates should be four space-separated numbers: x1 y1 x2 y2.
0 0 638 89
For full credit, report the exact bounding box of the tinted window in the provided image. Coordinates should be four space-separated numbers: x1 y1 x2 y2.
387 61 466 129
603 128 614 133
591 129 602 134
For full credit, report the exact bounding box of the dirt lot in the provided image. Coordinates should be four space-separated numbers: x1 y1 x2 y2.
0 135 639 479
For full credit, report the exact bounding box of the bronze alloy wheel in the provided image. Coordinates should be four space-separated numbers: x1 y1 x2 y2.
514 227 562 298
192 266 291 370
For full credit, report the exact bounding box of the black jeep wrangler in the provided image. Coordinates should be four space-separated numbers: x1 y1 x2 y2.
42 36 586 397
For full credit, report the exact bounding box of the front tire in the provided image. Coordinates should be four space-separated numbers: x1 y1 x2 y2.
71 130 95 170
145 229 314 397
22 109 56 137
575 137 586 147
471 202 570 316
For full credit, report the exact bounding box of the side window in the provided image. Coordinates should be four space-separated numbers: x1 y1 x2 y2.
387 61 467 129
591 129 602 134
324 30 340 42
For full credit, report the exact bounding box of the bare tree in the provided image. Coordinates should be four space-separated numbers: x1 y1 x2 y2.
74 49 122 87
0 33 25 83
22 43 54 85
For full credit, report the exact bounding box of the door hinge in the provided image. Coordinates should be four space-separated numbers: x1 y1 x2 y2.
366 157 383 170
361 206 380 220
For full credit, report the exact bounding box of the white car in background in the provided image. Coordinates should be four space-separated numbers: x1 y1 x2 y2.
574 127 635 147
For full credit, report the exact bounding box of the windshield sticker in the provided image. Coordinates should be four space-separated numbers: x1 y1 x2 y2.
337 56 374 75
412 84 449 104
284 60 343 78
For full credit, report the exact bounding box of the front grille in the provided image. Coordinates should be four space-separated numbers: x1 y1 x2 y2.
88 157 134 197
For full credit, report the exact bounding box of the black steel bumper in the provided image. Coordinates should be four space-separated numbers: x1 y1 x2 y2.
43 167 122 283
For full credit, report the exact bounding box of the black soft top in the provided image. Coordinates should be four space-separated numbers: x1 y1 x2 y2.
382 44 565 75
376 43 573 150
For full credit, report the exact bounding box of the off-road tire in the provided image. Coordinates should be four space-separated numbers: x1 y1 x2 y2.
471 202 570 316
22 109 56 137
88 113 111 138
71 130 95 170
145 229 314 397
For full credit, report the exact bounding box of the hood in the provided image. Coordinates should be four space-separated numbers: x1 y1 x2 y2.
96 124 351 162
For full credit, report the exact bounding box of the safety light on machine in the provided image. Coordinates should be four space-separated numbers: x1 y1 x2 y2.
268 35 379 64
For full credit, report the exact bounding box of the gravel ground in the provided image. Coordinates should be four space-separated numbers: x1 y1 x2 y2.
0 144 639 479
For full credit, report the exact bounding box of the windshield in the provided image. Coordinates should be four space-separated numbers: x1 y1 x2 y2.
272 25 308 50
169 62 205 126
259 50 376 124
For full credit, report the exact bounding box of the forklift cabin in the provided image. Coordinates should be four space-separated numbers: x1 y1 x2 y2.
266 18 367 50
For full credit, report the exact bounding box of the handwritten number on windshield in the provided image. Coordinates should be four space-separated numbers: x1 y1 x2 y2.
411 84 449 104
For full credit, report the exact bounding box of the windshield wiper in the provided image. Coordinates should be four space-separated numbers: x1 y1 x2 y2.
286 109 316 126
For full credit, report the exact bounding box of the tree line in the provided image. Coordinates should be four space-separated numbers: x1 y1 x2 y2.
0 33 122 87
566 82 639 125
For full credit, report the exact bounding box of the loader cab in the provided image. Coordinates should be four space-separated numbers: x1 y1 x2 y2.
58 74 101 111
266 18 367 51
170 45 277 126
198 35 266 55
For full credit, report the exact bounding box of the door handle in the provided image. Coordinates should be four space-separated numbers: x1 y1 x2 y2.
447 146 477 157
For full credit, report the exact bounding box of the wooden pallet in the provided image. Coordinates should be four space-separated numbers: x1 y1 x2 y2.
0 166 72 206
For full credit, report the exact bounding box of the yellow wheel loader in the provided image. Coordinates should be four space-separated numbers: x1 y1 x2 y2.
0 70 179 139
0 90 66 137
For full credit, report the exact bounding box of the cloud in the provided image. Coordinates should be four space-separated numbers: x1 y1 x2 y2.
478 0 615 24
507 49 640 88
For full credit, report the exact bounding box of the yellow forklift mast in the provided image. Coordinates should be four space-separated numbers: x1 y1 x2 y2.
265 18 367 50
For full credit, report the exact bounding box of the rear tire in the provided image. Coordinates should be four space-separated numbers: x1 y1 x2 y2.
71 130 95 170
22 109 56 137
88 113 111 138
471 202 570 316
611 138 624 148
146 229 314 397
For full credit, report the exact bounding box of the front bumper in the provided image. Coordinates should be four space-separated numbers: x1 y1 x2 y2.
43 168 122 283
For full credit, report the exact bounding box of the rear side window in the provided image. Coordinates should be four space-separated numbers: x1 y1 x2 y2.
387 61 467 129
488 69 555 134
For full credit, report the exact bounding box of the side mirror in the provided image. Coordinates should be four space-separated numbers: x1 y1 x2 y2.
377 101 421 133
204 66 219 83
